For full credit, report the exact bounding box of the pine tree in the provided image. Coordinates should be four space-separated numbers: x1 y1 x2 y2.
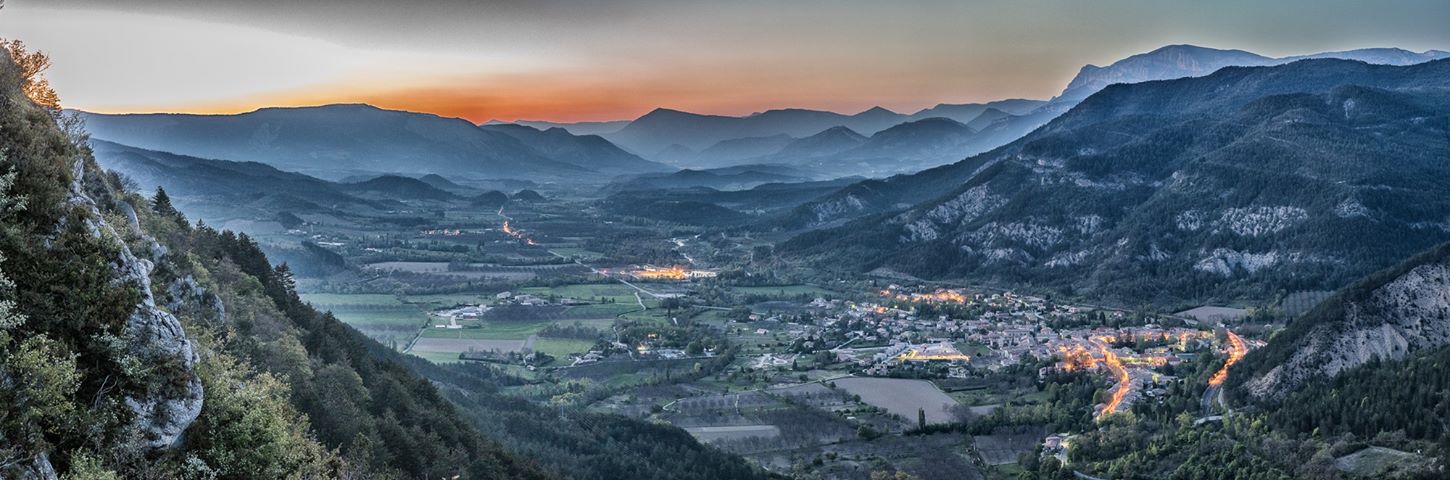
152 186 177 217
274 263 296 293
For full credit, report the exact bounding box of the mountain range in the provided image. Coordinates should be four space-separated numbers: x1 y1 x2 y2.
1052 44 1450 104
89 139 470 228
78 104 666 182
781 58 1450 304
600 99 1047 163
76 45 1450 189
478 122 670 173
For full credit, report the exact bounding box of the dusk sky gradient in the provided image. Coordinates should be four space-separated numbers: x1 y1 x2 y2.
2 0 1448 122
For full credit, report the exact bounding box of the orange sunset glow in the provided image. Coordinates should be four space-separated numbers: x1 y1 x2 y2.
7 1 1446 123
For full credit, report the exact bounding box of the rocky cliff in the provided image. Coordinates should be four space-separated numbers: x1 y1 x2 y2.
1238 243 1450 400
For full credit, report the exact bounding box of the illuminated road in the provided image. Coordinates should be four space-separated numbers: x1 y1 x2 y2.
1201 330 1247 415
1097 343 1131 416
1208 330 1247 386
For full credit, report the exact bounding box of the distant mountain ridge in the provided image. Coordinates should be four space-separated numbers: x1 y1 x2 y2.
782 58 1450 304
492 118 630 136
89 139 483 226
78 104 661 182
1053 44 1450 104
478 123 670 174
600 99 1047 159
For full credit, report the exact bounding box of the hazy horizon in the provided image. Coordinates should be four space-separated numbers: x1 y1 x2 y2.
4 0 1449 123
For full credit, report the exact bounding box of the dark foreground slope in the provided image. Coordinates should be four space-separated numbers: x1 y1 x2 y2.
0 53 763 479
783 59 1450 304
0 49 547 480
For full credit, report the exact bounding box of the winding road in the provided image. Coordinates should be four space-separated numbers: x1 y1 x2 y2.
1201 330 1247 416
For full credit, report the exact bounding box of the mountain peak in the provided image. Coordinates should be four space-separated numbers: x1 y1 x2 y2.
855 106 898 117
817 125 865 137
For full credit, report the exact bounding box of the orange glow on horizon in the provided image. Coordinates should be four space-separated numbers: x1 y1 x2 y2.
70 65 1028 124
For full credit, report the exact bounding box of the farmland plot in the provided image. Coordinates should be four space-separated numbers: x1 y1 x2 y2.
834 377 961 425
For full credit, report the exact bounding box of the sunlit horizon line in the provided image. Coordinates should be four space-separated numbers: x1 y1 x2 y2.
69 94 1054 125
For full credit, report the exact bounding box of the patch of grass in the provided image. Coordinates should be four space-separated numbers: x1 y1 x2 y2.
329 310 430 329
420 320 551 340
519 283 639 303
409 351 464 364
552 318 616 330
619 308 675 326
402 293 494 308
534 338 596 359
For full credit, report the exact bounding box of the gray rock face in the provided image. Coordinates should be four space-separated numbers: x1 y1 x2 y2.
62 160 203 449
9 453 58 480
1245 262 1450 400
166 274 226 326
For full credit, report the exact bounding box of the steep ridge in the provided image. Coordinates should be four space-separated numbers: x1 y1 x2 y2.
782 59 1450 303
1232 243 1450 400
1053 44 1450 105
0 48 549 480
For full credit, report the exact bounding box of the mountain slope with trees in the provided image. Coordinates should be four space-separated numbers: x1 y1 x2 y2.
782 59 1450 304
77 104 593 181
1 41 766 480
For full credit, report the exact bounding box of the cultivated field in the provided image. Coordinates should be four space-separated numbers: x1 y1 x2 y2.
685 425 782 443
834 377 961 425
1174 305 1249 322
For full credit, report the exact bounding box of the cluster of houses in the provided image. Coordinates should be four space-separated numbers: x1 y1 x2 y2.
495 291 543 305
431 304 487 329
628 265 719 280
717 284 1244 414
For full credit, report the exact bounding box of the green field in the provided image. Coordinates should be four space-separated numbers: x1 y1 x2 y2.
420 319 552 340
619 307 676 326
401 293 495 307
520 283 640 303
534 338 596 358
328 310 430 329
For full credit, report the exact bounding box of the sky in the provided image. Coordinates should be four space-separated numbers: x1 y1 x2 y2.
1 0 1448 123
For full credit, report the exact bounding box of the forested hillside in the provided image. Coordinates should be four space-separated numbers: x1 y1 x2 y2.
0 43 764 480
0 44 547 479
783 59 1450 304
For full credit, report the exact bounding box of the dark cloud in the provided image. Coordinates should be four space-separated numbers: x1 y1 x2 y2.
30 0 662 47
